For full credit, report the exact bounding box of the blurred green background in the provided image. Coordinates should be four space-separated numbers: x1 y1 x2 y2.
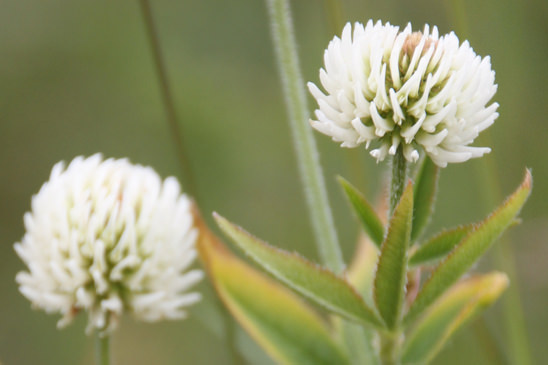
1 0 546 364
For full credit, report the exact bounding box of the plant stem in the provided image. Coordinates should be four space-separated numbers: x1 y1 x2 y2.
139 2 243 364
378 148 406 365
390 146 407 216
472 319 509 365
139 0 197 198
379 331 399 365
323 0 344 34
265 0 344 272
95 334 110 365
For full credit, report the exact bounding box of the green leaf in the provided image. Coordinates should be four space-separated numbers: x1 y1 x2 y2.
195 212 348 365
402 272 509 364
408 225 471 267
338 176 385 248
412 157 440 242
373 182 414 329
404 169 532 325
214 213 384 328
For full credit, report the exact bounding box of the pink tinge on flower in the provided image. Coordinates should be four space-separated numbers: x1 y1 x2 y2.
309 20 498 167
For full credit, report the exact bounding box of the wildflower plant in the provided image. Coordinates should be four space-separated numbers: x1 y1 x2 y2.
12 1 533 364
196 4 532 365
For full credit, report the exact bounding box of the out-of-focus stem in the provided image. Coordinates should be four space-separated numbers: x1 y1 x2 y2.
324 0 344 34
95 334 110 365
139 2 243 363
265 0 344 272
379 331 398 365
472 319 509 365
139 0 197 198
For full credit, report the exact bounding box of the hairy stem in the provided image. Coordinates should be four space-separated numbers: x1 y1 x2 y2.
265 0 344 272
390 146 407 216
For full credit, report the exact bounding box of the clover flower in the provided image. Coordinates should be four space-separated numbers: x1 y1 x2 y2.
14 154 203 334
308 20 499 167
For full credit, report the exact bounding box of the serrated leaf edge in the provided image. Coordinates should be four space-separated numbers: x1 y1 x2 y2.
412 157 440 242
338 176 385 248
214 212 384 328
408 224 472 267
404 169 532 324
373 182 414 329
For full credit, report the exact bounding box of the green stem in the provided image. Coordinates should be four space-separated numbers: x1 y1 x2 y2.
379 331 399 365
472 319 509 365
378 148 406 365
323 0 344 35
447 0 469 38
265 0 344 272
95 334 110 365
139 0 197 198
390 146 407 216
139 2 243 363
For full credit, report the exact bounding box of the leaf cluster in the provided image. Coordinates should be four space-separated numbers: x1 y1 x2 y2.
197 162 532 364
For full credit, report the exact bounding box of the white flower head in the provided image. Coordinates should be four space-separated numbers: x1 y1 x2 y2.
14 154 203 334
308 20 499 167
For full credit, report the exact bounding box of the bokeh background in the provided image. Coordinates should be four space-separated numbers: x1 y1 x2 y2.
1 0 546 364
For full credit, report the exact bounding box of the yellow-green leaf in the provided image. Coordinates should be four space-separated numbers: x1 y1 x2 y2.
412 157 440 242
214 213 384 328
402 272 509 364
405 169 532 325
374 182 414 329
338 176 385 248
408 225 471 267
195 211 348 365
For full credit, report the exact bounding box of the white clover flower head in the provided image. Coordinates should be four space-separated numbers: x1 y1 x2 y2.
308 20 499 167
14 154 203 334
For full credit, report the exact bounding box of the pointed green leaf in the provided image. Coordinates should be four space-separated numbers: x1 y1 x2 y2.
404 170 532 324
402 272 509 364
338 176 385 247
408 225 471 267
214 213 384 328
374 182 414 329
195 213 348 365
412 157 440 242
